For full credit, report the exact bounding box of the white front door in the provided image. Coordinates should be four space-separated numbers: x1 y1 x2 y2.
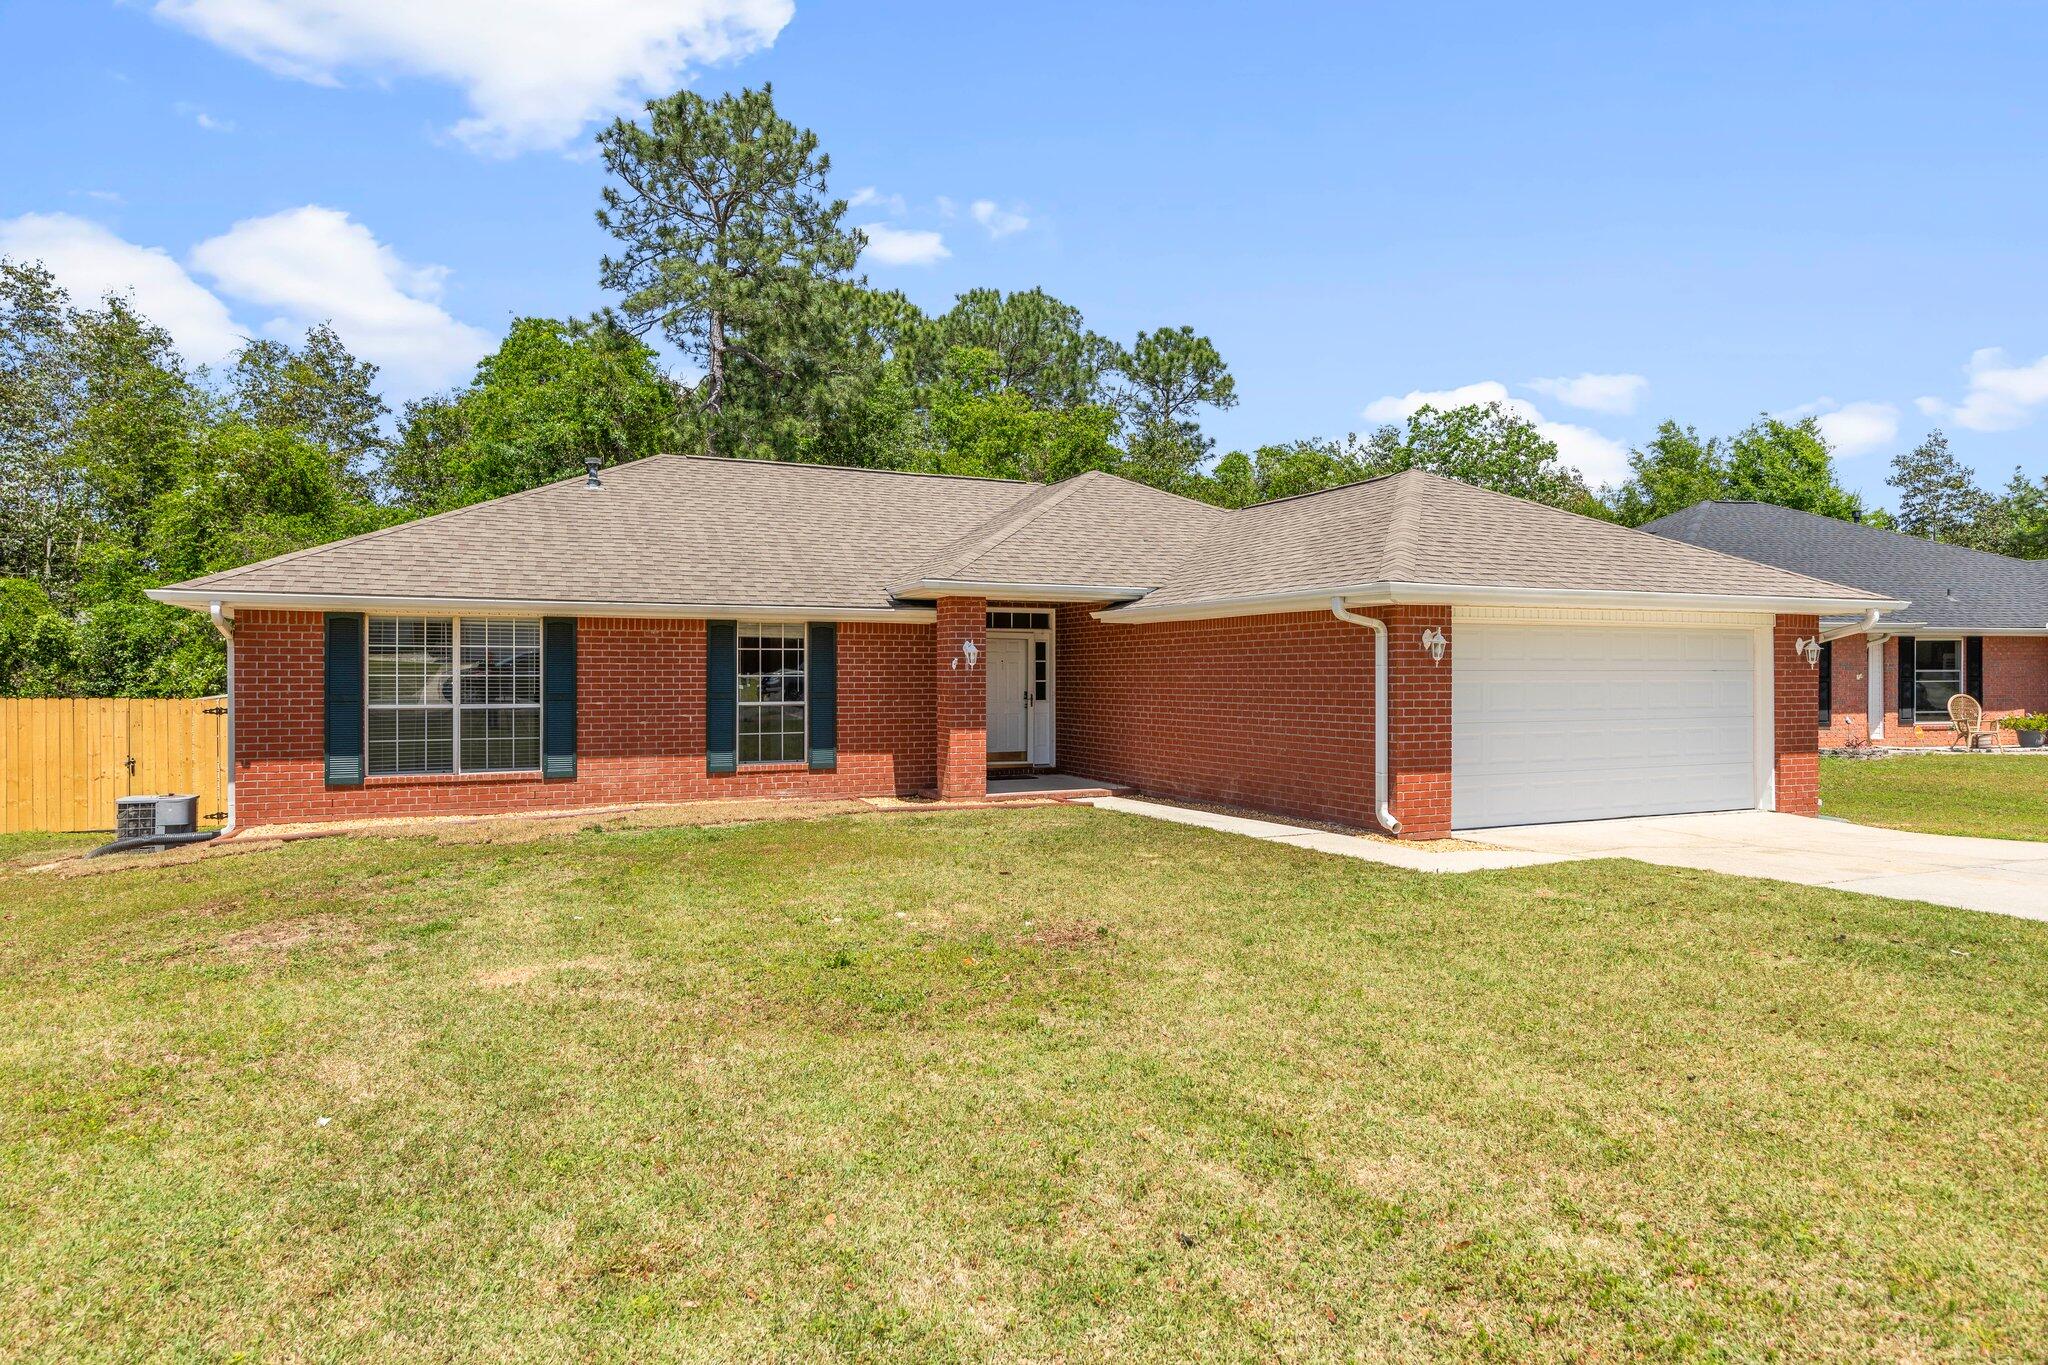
985 636 1031 764
1452 623 1761 829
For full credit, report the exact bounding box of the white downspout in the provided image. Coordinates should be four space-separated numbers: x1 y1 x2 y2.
1330 597 1400 836
1819 608 1882 644
209 601 236 835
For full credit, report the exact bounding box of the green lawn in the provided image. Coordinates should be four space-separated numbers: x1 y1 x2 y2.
1821 753 2048 840
4 807 2046 1360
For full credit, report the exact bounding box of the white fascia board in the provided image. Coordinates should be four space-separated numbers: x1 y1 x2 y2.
894 580 1149 603
1094 580 1909 624
144 587 937 624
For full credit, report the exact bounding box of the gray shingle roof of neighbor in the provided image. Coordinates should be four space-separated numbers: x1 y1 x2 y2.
1643 500 2048 631
152 455 1894 619
1110 470 1893 615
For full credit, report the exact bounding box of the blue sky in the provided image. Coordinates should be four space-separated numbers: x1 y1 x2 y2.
4 1 2046 503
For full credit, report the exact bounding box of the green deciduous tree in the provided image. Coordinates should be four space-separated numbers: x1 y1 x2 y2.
229 324 388 498
1604 421 1728 526
1723 414 1864 521
384 316 685 510
597 84 862 457
919 347 1119 483
1361 403 1595 512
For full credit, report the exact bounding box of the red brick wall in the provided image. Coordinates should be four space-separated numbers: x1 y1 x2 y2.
933 596 988 799
1774 615 1820 816
1054 604 1386 831
1818 634 2048 748
229 610 934 826
1382 605 1453 839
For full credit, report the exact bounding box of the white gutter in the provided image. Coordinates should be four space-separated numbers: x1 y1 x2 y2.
1328 597 1400 836
146 589 936 624
1819 608 1883 643
208 601 236 835
1098 581 1909 624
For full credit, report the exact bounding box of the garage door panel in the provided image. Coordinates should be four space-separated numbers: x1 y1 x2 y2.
1452 624 1758 829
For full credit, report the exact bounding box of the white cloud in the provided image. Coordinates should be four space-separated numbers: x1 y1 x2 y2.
174 101 236 132
934 195 957 218
1813 400 1898 456
152 0 794 155
0 211 246 363
1523 371 1647 415
858 222 949 267
970 199 1030 239
1361 379 1632 486
1916 347 2048 432
847 186 907 217
189 205 489 390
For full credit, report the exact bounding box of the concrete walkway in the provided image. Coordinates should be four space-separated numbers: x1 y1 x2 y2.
1479 810 2048 920
1080 796 1575 873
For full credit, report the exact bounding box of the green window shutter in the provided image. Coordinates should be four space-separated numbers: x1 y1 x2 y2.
807 622 838 772
707 619 737 775
1896 635 1915 725
324 612 364 787
1966 635 1984 703
542 617 577 779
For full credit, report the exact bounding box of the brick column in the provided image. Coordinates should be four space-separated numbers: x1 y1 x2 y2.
934 596 988 799
1382 604 1453 839
1775 615 1820 816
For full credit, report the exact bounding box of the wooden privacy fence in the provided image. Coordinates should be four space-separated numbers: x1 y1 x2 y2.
0 697 227 833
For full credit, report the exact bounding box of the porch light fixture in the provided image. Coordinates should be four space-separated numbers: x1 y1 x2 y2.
1794 637 1822 667
1419 626 1447 663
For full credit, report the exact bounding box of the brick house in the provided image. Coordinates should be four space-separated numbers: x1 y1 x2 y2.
150 456 1896 839
1645 501 2048 749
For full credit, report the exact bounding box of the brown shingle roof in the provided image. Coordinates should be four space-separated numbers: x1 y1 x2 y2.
155 457 1895 618
1109 470 1894 614
164 455 1031 612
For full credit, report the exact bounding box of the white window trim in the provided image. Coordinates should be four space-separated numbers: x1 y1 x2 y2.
737 620 809 767
364 613 545 777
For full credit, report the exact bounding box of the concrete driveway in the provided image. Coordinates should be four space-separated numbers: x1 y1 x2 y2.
1477 811 2048 919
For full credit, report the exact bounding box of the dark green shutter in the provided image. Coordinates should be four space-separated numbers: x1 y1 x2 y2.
1817 641 1832 727
542 617 577 779
324 612 364 786
1896 635 1915 725
707 620 737 775
807 622 838 772
1966 636 1984 703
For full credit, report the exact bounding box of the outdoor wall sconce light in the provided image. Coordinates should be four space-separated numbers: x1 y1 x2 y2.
1419 627 1448 663
1793 637 1822 667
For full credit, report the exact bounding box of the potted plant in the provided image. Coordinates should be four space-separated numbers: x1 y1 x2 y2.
1997 713 2048 748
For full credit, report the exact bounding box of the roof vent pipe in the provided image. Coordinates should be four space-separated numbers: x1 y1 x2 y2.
584 456 602 488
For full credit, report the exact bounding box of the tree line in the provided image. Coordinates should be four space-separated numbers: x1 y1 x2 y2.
3 84 2042 697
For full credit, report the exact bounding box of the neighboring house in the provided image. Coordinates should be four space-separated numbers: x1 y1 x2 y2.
149 456 1894 838
1646 501 2048 748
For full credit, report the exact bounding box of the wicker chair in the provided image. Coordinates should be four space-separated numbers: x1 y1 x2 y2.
1947 693 1983 749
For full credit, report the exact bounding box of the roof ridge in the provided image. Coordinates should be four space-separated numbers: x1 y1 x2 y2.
187 453 684 590
1380 469 1428 580
909 477 1094 580
679 454 1029 486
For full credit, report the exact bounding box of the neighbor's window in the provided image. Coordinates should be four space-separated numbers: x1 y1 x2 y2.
366 615 543 776
738 622 806 763
459 618 541 771
1914 638 1963 718
367 617 454 775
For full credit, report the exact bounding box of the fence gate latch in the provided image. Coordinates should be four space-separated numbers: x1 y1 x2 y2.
202 705 227 715
124 755 137 776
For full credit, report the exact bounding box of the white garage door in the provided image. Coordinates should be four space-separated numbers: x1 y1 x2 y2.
1452 624 1759 830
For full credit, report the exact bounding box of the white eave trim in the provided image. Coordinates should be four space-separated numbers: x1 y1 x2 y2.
890 579 1149 603
144 587 938 624
1094 580 1909 624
